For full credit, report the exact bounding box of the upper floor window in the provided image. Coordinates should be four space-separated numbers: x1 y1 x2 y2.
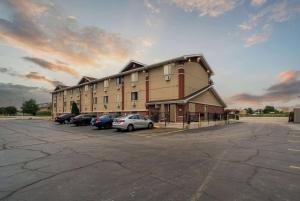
69 89 73 95
131 72 138 82
93 84 97 91
64 90 67 96
104 80 109 88
163 64 172 81
84 85 89 91
116 77 122 85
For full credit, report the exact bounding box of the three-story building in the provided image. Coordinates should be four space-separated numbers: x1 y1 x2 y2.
52 54 226 122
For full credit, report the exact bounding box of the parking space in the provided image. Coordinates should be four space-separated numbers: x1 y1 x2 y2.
0 119 300 201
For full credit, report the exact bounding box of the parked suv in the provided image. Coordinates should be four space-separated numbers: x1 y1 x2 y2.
55 113 76 124
70 114 96 126
112 114 154 131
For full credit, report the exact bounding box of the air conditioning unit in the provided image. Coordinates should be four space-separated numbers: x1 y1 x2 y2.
104 104 107 109
116 85 120 90
131 82 136 87
164 75 171 81
116 103 120 108
104 87 107 92
132 101 136 107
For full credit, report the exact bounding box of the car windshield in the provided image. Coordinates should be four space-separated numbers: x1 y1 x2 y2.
75 115 84 118
100 115 110 119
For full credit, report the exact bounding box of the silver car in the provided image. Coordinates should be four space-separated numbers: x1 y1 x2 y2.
112 114 154 131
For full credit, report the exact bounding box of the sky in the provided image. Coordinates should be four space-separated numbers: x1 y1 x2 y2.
0 0 300 109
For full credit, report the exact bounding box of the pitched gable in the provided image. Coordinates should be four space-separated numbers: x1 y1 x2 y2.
53 85 69 91
77 76 96 85
120 60 145 73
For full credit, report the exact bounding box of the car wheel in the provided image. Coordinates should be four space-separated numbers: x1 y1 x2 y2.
117 128 122 132
127 124 134 132
148 123 153 129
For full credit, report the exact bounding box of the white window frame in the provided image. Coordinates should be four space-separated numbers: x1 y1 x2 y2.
103 96 109 104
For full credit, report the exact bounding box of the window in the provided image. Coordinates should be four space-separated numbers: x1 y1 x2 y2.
84 85 89 91
93 84 97 91
103 96 109 104
131 72 138 82
116 77 122 85
93 97 98 104
131 92 138 101
63 102 66 107
70 101 73 109
104 80 109 88
116 94 120 103
64 90 67 96
163 64 172 75
76 100 80 106
69 89 73 95
54 103 57 108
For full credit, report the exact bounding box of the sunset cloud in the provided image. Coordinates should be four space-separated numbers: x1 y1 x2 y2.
25 72 64 87
23 57 80 78
167 0 241 17
0 0 132 67
230 70 300 105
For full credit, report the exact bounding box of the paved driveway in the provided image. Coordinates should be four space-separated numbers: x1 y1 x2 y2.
0 119 299 201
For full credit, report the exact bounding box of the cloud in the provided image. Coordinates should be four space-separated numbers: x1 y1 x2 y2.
278 70 300 83
167 0 241 17
241 1 300 46
244 24 271 47
0 0 132 67
0 67 63 87
144 0 160 14
25 72 64 87
141 38 154 48
251 0 266 7
23 57 80 78
0 82 50 107
239 23 253 30
230 70 300 105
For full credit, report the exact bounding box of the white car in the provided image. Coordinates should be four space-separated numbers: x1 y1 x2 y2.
113 114 154 131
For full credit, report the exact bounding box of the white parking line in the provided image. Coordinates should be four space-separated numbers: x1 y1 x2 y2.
288 140 300 143
288 148 300 152
289 165 300 170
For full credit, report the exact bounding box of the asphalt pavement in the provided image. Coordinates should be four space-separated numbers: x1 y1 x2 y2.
0 118 299 201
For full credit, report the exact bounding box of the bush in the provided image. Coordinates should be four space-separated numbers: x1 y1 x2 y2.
36 111 51 116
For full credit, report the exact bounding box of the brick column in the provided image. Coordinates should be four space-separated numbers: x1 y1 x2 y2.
121 77 125 111
178 65 185 99
145 71 149 103
91 85 94 112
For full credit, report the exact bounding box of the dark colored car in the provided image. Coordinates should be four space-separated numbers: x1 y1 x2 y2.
70 114 96 126
55 113 76 124
92 114 120 129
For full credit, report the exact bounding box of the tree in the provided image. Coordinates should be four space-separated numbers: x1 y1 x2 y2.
21 99 39 116
245 108 254 114
71 102 79 115
0 107 4 115
5 106 17 116
263 105 278 114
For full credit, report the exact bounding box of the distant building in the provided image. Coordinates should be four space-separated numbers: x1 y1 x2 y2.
51 54 227 122
38 103 51 112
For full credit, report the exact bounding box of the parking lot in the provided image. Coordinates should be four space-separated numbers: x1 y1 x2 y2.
0 118 300 201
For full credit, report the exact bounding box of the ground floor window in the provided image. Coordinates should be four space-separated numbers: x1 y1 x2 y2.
93 97 98 104
131 92 138 101
103 96 109 104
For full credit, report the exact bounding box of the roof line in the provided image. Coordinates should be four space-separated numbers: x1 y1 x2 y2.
52 54 214 92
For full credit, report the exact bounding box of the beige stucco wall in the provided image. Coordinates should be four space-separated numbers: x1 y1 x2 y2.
190 90 222 107
149 64 179 101
184 62 209 96
124 72 146 111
